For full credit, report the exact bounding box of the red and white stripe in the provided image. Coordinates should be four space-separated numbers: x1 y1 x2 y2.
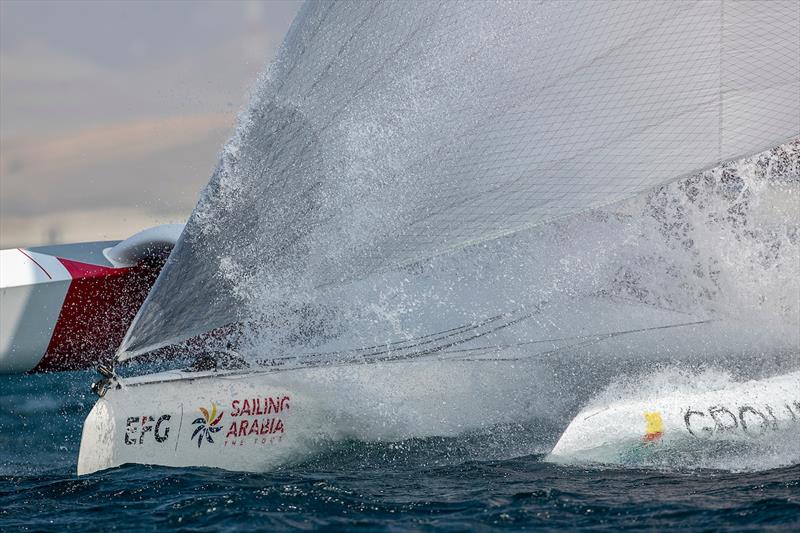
0 248 162 373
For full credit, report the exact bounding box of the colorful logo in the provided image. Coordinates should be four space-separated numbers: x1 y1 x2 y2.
191 403 224 447
643 411 664 443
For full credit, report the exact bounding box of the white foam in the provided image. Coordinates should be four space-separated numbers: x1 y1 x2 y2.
235 143 799 368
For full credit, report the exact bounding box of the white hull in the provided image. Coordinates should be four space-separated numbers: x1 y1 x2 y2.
0 249 71 373
547 371 800 466
77 358 546 475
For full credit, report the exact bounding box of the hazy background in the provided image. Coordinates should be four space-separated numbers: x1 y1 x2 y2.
0 0 301 248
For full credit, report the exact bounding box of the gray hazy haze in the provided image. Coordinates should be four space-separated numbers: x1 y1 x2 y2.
0 0 301 247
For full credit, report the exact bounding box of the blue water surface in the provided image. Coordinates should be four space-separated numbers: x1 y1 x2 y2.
1 369 798 531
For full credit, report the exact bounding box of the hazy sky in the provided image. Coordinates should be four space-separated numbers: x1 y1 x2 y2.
1 1 292 68
0 0 302 246
0 0 302 135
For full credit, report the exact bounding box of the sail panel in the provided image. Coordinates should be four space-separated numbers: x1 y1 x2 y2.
119 0 800 359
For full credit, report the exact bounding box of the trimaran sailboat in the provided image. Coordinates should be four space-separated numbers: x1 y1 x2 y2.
78 0 800 474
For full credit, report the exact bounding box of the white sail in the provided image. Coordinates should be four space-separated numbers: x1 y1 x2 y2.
119 0 800 359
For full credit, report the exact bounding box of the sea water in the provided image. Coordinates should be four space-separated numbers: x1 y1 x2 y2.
1 368 798 531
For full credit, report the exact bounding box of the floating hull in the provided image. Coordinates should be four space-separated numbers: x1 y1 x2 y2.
547 371 800 466
77 359 547 475
78 370 300 475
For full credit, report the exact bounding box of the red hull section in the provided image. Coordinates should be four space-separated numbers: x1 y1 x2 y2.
33 259 162 372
